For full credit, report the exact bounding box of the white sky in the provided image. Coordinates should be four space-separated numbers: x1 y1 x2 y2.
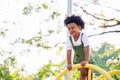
0 0 120 76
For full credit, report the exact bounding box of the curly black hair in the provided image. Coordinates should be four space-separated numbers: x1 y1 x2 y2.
64 15 85 29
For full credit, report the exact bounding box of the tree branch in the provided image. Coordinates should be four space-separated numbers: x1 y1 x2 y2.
102 21 120 28
86 0 120 12
88 30 120 37
73 3 115 21
73 3 120 28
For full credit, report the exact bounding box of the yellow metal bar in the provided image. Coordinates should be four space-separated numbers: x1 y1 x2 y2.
96 70 120 80
55 64 113 80
55 69 67 80
88 68 92 80
67 71 72 80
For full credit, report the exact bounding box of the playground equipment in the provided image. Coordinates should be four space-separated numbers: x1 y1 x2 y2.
96 70 120 80
55 64 120 80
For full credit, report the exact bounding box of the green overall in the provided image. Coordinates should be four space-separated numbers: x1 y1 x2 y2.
69 33 95 64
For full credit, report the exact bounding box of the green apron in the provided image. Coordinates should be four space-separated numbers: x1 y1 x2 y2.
69 33 95 64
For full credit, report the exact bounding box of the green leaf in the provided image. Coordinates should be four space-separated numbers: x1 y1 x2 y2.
23 3 33 15
42 3 48 9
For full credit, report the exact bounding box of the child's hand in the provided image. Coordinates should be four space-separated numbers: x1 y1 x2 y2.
67 64 72 71
80 60 88 67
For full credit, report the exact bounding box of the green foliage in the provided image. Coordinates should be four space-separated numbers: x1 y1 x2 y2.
56 46 63 55
34 64 51 79
106 49 120 79
92 42 115 70
50 11 61 20
4 56 16 67
23 3 33 15
0 65 13 80
20 31 51 49
34 60 66 80
91 42 120 79
23 3 48 15
0 28 8 36
48 29 54 34
72 69 80 79
23 2 61 16
35 6 41 12
42 3 48 9
2 42 119 80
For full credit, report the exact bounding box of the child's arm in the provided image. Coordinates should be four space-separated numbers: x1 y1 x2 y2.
67 50 72 70
84 45 90 62
81 45 90 66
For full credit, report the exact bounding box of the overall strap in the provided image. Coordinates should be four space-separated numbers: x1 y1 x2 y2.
69 36 74 46
81 33 84 45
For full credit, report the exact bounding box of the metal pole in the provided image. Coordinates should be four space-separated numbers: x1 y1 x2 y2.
66 0 72 80
67 0 72 16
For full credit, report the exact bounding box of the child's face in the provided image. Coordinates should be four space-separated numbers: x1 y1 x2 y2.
67 22 81 36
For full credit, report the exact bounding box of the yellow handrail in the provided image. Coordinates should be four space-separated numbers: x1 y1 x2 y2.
67 71 72 80
55 64 113 80
88 68 92 80
96 70 120 80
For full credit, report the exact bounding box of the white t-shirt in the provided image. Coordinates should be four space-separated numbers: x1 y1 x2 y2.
67 32 90 50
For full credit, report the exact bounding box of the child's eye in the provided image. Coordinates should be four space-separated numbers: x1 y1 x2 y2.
71 27 75 30
68 28 70 30
68 26 75 31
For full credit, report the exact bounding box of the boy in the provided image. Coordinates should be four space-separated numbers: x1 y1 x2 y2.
64 15 94 80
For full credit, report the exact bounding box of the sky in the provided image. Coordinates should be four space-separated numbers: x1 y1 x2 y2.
0 0 120 76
